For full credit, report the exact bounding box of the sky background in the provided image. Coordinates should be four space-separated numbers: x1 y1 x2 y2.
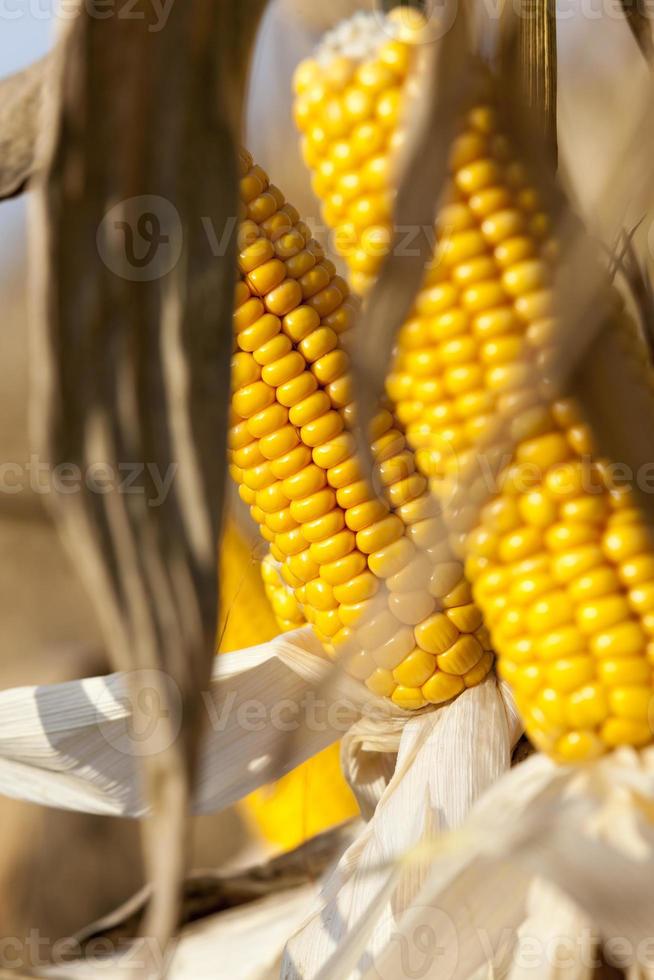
0 16 53 250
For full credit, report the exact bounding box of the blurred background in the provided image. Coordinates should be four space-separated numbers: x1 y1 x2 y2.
0 0 649 965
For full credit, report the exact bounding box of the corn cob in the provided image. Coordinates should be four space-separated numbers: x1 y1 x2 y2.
374 95 654 760
230 149 493 710
218 520 358 845
293 7 424 296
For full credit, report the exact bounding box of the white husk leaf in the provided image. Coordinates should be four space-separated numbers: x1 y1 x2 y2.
282 676 522 979
349 747 654 980
0 627 391 816
41 883 321 980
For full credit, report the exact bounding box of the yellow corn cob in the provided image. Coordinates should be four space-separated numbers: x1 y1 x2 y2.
293 7 424 295
230 148 493 710
218 520 358 846
374 95 654 761
261 550 307 633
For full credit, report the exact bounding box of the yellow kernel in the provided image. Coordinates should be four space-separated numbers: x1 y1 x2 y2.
437 634 483 674
393 648 437 687
259 425 300 461
498 526 543 563
337 479 372 510
339 599 379 630
619 554 654 586
463 651 493 686
519 491 558 528
552 546 604 583
391 686 427 710
270 444 312 480
233 381 275 419
282 464 326 501
629 582 654 614
333 571 379 605
569 565 620 602
276 371 318 408
345 499 390 533
366 669 396 699
545 522 598 553
301 411 344 448
535 626 586 660
321 551 367 586
313 432 356 470
601 717 652 747
266 279 303 316
421 666 466 704
265 508 298 534
289 488 335 523
253 333 292 366
288 550 320 583
517 432 571 470
589 621 647 658
357 515 404 555
247 402 288 439
554 731 604 763
415 613 460 655
576 595 631 635
301 509 345 544
288 391 332 428
608 686 652 721
276 528 309 556
261 351 305 387
599 656 650 685
565 684 607 729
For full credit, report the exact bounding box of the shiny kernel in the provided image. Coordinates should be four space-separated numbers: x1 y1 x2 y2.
339 599 379 630
446 603 483 633
282 465 326 502
245 463 277 493
552 545 604 583
589 621 647 658
259 425 300 460
393 649 437 687
397 494 440 525
357 515 404 555
327 457 362 490
554 731 604 762
265 508 298 534
576 596 631 635
619 554 654 586
321 551 367 586
366 669 396 699
422 671 465 704
276 528 309 557
608 686 652 721
265 279 303 316
233 381 275 419
415 613 460 655
301 411 344 448
599 656 651 685
309 529 355 565
289 488 335 523
498 526 543 563
604 524 654 562
301 509 345 544
392 686 428 710
569 566 620 602
276 371 318 408
535 626 586 661
545 522 598 553
288 391 332 428
253 333 292 366
519 491 558 528
333 572 380 605
313 432 356 469
601 717 652 747
337 480 372 510
270 444 312 480
437 634 483 674
345 499 390 533
261 351 305 387
463 651 493 686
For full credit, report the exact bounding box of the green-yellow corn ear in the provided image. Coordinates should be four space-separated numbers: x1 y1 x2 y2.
230 148 493 710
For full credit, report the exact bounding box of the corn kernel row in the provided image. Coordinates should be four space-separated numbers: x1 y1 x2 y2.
382 103 654 760
230 149 493 709
294 7 424 295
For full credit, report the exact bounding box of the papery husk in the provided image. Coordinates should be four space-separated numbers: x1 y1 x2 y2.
282 676 522 979
0 628 379 817
328 747 654 980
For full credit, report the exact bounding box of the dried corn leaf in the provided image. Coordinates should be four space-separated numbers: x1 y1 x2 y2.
0 55 51 201
29 1 267 964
